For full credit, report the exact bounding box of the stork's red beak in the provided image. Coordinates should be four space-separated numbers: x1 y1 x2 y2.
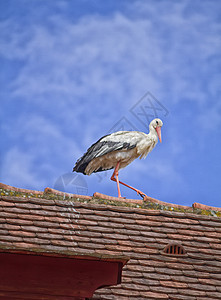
156 126 162 143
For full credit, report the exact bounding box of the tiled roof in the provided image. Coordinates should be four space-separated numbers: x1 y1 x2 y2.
0 183 221 299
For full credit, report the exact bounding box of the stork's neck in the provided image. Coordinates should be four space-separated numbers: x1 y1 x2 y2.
148 125 158 142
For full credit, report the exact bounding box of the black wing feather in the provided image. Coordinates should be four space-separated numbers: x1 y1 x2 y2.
73 134 136 174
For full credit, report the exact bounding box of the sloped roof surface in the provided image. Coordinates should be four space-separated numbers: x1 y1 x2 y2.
0 185 221 299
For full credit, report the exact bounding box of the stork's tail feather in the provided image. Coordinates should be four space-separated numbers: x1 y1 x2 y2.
73 159 113 174
73 158 88 175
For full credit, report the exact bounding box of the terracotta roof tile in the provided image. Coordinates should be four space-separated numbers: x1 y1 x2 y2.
0 184 221 299
179 288 207 296
209 292 221 299
140 291 169 299
170 295 196 300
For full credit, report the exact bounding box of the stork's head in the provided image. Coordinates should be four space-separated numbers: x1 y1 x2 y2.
149 118 163 142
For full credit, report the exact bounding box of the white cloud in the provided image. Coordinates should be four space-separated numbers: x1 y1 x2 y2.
1 1 219 112
198 102 221 130
1 1 218 115
1 114 83 190
1 147 44 189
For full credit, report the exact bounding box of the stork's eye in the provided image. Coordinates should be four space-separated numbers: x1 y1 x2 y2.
156 120 159 125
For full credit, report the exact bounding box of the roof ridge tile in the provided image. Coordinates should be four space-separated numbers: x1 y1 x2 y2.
1 182 221 217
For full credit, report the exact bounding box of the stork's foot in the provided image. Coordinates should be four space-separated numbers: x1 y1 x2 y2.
136 190 148 199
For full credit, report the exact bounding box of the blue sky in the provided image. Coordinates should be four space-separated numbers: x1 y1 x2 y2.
1 0 221 207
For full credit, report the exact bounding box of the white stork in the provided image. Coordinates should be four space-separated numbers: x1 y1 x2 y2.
73 118 163 198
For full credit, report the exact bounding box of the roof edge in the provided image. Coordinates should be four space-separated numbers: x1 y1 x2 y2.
1 182 221 217
0 245 129 265
193 202 221 212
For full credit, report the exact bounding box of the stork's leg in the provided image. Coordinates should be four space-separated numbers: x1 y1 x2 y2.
118 179 147 199
111 161 122 198
111 162 147 199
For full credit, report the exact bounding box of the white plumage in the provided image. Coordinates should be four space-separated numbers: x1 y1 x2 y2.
73 118 163 198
